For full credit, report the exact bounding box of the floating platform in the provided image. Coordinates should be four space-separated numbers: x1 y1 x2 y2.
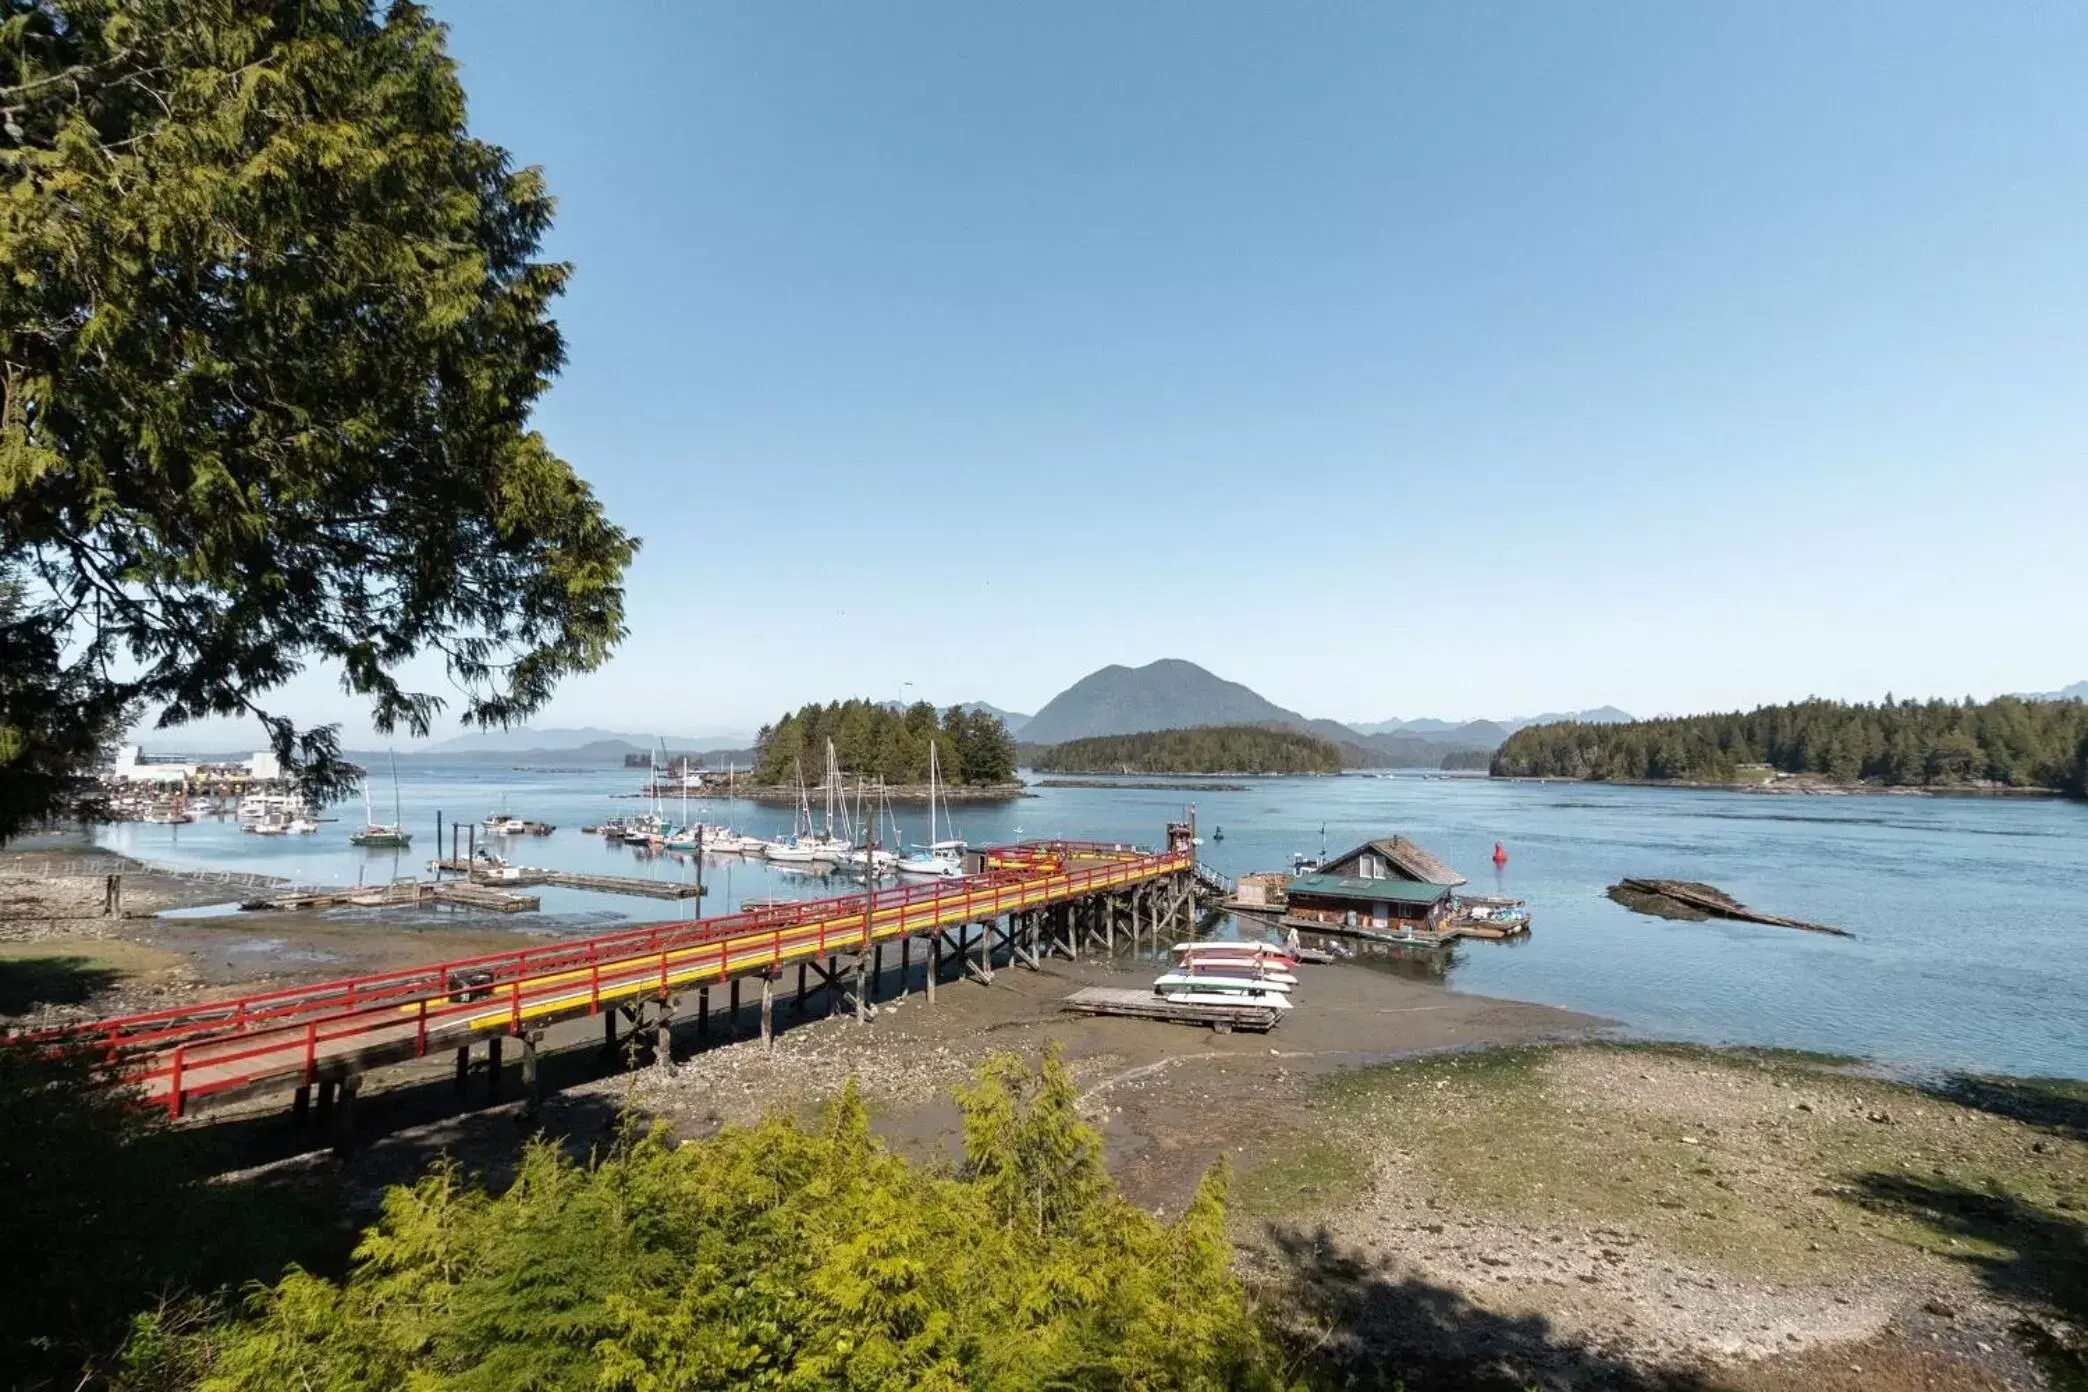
429 860 698 899
241 878 539 914
1060 986 1280 1033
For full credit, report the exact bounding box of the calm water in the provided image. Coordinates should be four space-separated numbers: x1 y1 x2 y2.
94 764 2088 1079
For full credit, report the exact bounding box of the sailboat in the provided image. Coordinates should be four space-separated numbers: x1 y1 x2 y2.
351 751 413 847
895 741 966 879
836 780 900 874
765 756 848 862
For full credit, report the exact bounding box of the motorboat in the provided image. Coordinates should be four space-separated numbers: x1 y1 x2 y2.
284 815 319 835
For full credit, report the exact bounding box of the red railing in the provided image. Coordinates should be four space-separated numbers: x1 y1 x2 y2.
9 842 1191 1118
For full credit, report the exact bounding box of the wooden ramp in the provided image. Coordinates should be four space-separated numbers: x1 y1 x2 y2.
1060 986 1280 1033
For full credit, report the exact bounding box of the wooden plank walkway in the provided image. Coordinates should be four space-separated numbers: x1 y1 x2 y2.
1060 986 1279 1033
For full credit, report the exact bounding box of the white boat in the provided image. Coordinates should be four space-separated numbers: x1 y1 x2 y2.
1152 971 1293 999
894 742 966 878
284 815 319 835
245 812 288 836
766 756 847 862
1170 961 1298 987
1171 940 1296 963
1152 978 1295 1010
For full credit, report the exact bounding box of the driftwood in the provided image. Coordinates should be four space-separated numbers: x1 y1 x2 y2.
1607 878 1852 938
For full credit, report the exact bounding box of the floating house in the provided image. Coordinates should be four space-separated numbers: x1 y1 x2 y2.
1282 835 1466 936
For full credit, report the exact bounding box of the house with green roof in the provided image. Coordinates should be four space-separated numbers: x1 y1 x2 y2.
1283 835 1464 935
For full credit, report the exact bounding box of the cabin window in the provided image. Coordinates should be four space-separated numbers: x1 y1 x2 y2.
1359 853 1383 879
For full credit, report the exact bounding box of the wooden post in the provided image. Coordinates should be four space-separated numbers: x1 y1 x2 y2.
927 935 938 1004
760 973 775 1053
1105 895 1115 954
1131 890 1142 959
316 1077 337 1125
455 1044 470 1093
521 1035 541 1118
796 962 807 1011
604 1009 619 1056
872 943 884 1002
900 936 911 995
292 1083 311 1124
826 956 839 1017
728 979 741 1037
655 1000 674 1071
977 920 993 983
697 986 710 1039
487 1035 503 1099
853 954 867 1022
104 873 122 917
330 1074 360 1158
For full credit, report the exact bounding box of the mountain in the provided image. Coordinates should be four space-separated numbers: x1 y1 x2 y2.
2024 682 2088 701
1349 706 1634 741
1020 660 1315 745
960 702 1030 735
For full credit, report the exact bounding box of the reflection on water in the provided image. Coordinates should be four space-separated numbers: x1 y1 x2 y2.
94 763 2088 1078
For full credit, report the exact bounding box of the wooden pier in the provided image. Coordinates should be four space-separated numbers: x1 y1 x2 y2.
21 833 1209 1132
1060 986 1280 1033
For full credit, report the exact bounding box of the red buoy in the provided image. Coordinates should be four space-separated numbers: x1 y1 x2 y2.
1492 841 1508 866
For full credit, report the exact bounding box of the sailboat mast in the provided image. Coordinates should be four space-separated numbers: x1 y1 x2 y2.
389 749 402 828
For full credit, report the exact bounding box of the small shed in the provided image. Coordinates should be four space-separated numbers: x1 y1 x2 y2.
1234 872 1292 908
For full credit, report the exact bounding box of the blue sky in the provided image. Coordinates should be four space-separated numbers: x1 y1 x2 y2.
172 2 2088 745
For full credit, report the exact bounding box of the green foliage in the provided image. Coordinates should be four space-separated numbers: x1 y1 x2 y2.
0 0 637 837
753 701 1015 787
1492 695 2088 793
135 1052 1280 1391
1033 724 1343 776
1437 748 1492 772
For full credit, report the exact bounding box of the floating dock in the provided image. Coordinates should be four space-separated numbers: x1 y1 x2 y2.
429 861 698 899
1060 986 1280 1033
241 878 540 914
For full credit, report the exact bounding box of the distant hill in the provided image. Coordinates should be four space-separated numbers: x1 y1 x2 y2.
1349 707 1633 742
1020 660 1315 745
418 726 751 755
960 702 1030 735
1032 724 1342 776
2024 682 2088 701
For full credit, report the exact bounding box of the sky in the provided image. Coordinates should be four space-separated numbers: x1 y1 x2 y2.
151 2 2088 748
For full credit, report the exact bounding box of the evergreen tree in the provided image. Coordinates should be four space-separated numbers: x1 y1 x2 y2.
1 0 637 833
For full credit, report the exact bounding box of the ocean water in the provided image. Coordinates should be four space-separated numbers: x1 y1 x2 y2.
92 764 2088 1079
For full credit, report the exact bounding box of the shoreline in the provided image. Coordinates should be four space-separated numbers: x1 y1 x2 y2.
1495 774 2073 799
616 781 1030 804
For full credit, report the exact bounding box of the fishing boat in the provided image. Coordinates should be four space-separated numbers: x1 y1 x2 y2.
894 742 966 879
350 751 413 847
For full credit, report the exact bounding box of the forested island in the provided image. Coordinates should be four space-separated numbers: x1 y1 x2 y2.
1491 695 2088 794
752 700 1016 788
1030 724 1342 775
